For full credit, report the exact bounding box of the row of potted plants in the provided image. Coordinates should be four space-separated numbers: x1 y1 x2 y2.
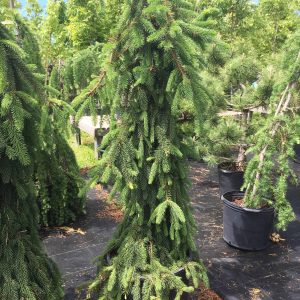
219 146 299 251
207 34 300 250
219 146 300 251
216 40 300 250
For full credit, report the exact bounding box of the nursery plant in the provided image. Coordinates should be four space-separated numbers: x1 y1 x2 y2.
202 54 264 195
35 110 86 226
3 12 86 227
198 0 300 59
0 23 63 299
74 0 213 298
222 31 300 250
208 55 261 171
243 36 300 230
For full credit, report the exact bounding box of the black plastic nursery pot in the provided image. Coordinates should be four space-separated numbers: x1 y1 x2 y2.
218 162 244 197
222 191 274 251
294 144 300 163
104 253 192 300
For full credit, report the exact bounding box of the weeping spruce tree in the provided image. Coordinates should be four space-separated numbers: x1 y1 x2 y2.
0 24 63 299
9 14 86 227
75 0 213 298
243 31 300 230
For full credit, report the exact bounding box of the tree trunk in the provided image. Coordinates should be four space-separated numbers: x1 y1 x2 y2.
236 109 251 171
9 0 14 8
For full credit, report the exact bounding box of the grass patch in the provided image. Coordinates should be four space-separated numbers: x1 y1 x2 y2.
69 132 98 169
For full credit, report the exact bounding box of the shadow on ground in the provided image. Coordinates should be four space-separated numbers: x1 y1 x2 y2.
42 161 300 300
42 187 118 300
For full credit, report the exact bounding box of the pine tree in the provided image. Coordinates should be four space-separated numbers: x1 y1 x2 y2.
74 0 213 298
0 24 63 299
203 54 262 169
243 31 300 230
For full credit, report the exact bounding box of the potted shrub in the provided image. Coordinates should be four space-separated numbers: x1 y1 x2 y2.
206 55 263 196
208 117 245 196
73 0 213 299
293 144 300 163
222 39 300 250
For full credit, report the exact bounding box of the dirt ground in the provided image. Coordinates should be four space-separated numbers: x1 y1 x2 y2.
43 161 300 300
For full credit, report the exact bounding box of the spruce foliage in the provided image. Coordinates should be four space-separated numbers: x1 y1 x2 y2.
36 113 86 226
73 0 213 298
14 15 43 71
0 24 63 299
49 44 102 104
178 38 230 161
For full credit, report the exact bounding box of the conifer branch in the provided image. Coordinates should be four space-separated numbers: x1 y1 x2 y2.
87 70 107 97
171 50 186 76
164 0 186 77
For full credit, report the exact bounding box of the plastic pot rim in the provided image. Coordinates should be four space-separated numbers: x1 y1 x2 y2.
218 163 244 175
221 191 274 214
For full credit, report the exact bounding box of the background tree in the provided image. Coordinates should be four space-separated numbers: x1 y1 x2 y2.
198 0 255 53
198 0 300 60
40 0 123 69
40 0 123 120
24 0 43 30
65 0 106 51
49 44 102 104
101 0 124 38
40 0 69 69
189 0 300 166
250 0 300 58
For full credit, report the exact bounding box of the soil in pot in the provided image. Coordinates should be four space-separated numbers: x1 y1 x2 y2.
222 191 274 251
195 284 223 300
218 162 244 197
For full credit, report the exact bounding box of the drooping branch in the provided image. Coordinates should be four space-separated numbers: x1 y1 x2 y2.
87 70 107 97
